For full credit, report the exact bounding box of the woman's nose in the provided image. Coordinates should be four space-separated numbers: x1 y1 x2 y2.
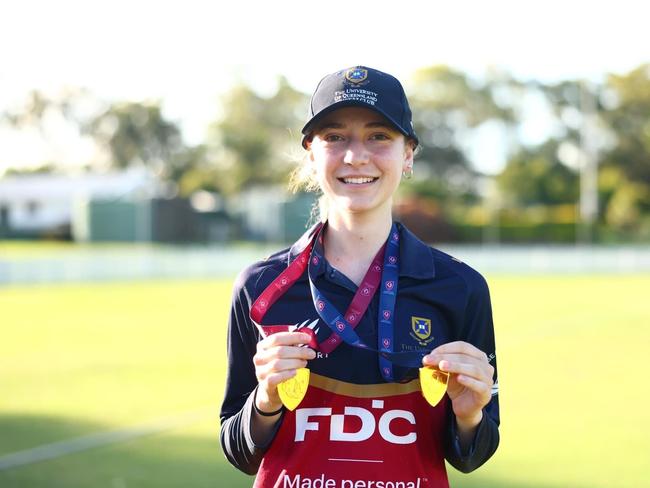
343 139 369 165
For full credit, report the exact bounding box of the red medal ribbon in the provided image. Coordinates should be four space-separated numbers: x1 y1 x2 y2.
250 223 386 354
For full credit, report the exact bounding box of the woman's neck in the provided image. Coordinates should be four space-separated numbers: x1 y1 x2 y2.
322 210 393 285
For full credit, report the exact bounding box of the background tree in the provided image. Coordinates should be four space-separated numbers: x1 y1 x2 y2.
87 101 188 179
408 65 515 200
601 64 650 185
1 88 103 173
3 64 649 242
497 139 579 206
597 65 650 236
535 66 650 237
209 77 308 195
3 90 51 132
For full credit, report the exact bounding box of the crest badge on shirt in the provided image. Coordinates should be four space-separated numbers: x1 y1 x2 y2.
410 316 435 347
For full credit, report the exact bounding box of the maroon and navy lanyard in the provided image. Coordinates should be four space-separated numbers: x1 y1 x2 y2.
250 223 425 382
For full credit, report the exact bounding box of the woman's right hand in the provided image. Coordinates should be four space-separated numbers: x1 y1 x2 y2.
253 332 316 413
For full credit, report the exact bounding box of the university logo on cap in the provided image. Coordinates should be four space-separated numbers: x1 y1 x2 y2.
345 68 368 84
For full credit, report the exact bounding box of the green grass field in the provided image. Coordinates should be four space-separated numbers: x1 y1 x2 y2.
1 275 649 487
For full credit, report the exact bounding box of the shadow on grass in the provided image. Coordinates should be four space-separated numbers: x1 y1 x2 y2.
0 413 249 488
0 414 583 488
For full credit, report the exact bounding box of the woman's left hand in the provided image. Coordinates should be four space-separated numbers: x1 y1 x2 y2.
423 341 494 430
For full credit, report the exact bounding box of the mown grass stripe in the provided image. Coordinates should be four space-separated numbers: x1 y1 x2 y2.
0 407 213 471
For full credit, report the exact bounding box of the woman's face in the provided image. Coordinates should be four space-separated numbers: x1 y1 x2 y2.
308 106 414 219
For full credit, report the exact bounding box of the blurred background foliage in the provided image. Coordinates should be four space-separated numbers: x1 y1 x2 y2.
2 63 649 243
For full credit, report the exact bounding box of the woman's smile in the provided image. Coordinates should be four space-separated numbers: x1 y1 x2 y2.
336 175 380 186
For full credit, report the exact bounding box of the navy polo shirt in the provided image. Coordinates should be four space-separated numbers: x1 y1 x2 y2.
220 221 500 475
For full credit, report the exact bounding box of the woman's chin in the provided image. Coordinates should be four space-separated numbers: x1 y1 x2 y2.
331 198 389 217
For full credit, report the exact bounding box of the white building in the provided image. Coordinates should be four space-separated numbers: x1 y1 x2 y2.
0 168 162 237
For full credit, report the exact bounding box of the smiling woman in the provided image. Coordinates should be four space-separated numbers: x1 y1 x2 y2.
307 107 413 223
219 66 500 488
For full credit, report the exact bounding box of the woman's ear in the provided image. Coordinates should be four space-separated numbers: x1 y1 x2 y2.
305 136 316 162
403 140 415 169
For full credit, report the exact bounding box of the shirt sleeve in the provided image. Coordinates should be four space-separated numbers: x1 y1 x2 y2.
219 270 284 475
444 271 500 473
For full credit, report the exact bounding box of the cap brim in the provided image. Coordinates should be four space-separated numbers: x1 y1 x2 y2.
300 100 415 149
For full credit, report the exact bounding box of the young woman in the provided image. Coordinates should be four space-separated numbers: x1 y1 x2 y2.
220 66 499 488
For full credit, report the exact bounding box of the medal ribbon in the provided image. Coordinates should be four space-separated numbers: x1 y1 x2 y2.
308 223 424 381
249 224 320 327
250 222 426 382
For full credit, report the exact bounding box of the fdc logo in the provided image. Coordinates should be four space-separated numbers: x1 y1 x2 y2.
294 400 416 445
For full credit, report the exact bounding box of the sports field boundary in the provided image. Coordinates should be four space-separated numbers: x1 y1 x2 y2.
2 244 650 285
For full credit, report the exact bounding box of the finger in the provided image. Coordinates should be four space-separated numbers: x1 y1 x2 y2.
275 346 316 360
260 332 313 349
257 358 308 378
438 360 492 383
423 353 485 369
425 341 488 363
431 341 488 360
265 369 300 389
255 346 315 363
424 353 491 369
455 374 492 399
423 353 462 367
254 346 315 366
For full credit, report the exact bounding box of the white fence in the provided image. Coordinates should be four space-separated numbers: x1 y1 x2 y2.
1 245 650 285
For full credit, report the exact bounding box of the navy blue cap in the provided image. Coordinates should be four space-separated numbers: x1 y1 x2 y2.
301 66 419 149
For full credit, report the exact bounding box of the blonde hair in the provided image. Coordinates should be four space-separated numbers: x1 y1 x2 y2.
288 152 329 223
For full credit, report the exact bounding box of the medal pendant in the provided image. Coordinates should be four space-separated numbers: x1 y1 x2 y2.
419 367 449 407
278 367 310 411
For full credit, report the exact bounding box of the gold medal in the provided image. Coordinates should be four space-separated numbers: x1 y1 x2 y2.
419 367 449 407
278 367 310 411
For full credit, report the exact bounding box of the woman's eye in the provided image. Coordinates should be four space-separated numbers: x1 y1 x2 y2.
324 134 344 142
370 133 390 141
